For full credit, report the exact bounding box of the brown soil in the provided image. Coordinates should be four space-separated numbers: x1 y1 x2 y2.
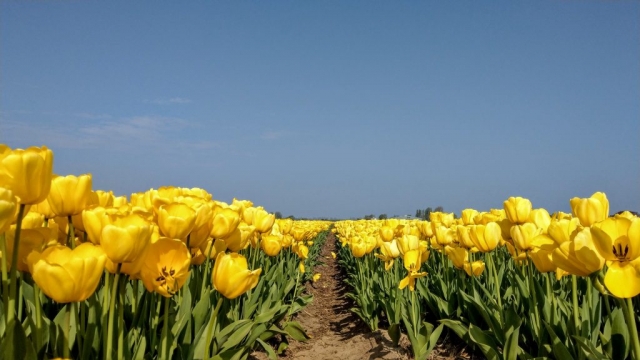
251 233 477 360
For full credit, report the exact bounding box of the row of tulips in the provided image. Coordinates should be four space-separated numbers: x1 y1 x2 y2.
334 192 640 360
0 144 331 359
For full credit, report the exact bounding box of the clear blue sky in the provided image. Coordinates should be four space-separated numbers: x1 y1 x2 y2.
1 1 638 219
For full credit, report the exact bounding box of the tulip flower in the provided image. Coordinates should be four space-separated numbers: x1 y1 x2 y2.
100 213 152 265
210 208 241 239
503 197 532 225
157 203 197 241
199 238 227 259
551 227 604 276
570 192 609 227
349 239 367 258
27 243 107 303
470 223 501 252
253 207 275 233
212 252 261 299
376 240 401 270
511 223 542 252
140 238 191 297
261 234 283 256
461 209 479 226
591 217 640 298
464 261 485 277
399 249 427 291
0 187 17 233
313 273 321 282
0 146 54 205
47 174 93 217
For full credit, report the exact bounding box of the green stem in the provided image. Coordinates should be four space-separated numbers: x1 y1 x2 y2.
34 284 42 351
7 204 26 330
105 264 122 360
101 271 110 356
118 284 124 360
1 233 9 331
160 296 171 360
626 297 640 360
572 275 580 335
63 305 70 359
73 301 82 354
204 297 224 359
67 215 75 249
150 294 161 352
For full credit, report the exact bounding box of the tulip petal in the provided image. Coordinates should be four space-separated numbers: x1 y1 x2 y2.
604 262 640 299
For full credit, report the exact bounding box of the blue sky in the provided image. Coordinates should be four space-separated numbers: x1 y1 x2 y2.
1 1 638 219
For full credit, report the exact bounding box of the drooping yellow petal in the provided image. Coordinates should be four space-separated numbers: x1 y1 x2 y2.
604 261 640 298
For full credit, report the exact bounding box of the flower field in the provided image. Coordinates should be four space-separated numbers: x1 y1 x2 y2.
0 144 639 360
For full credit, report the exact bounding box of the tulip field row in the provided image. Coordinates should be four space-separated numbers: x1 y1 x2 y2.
333 195 640 359
1 144 639 360
0 145 332 359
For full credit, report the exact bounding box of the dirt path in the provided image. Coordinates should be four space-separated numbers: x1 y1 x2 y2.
252 233 474 360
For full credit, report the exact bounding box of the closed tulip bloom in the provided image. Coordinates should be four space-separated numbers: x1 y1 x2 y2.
82 206 117 245
278 219 293 235
113 196 128 208
295 243 309 259
433 225 456 247
253 208 275 233
95 190 114 207
183 200 213 248
27 243 107 303
140 238 191 297
529 247 556 273
379 226 394 242
464 261 485 277
0 146 54 205
591 217 640 298
570 192 609 227
242 206 256 225
20 211 45 229
461 209 479 225
470 223 502 252
511 223 542 252
210 208 241 239
46 174 93 217
397 234 420 255
349 240 367 258
223 227 249 252
551 227 604 277
261 234 283 257
547 218 581 245
445 246 468 269
101 213 152 264
503 197 532 225
376 240 400 270
528 209 551 233
158 203 196 241
457 225 476 250
212 252 261 299
0 187 17 233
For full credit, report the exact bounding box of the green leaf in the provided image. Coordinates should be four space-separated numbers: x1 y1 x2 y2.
572 336 608 360
256 338 278 360
468 324 500 360
543 322 574 360
609 306 629 360
388 323 401 347
218 321 253 351
284 321 310 342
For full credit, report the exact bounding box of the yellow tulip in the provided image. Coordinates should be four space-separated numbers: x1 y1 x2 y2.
5 226 55 271
253 208 275 233
570 192 609 227
470 223 501 252
82 206 118 245
591 217 640 298
157 203 197 241
312 273 321 282
464 261 485 277
0 146 54 204
212 252 261 299
32 197 56 219
503 197 532 225
399 250 427 291
528 247 556 273
379 226 394 242
456 225 476 250
27 243 107 303
100 213 152 264
551 227 605 276
511 223 542 252
261 234 283 256
433 225 455 247
95 190 114 207
45 174 93 217
210 208 241 239
376 240 401 270
461 209 479 226
445 246 468 269
0 187 17 233
113 196 128 208
140 237 191 297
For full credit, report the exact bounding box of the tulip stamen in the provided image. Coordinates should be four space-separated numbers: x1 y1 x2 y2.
613 243 630 262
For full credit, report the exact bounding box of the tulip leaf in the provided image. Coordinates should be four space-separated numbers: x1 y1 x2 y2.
439 319 468 341
0 321 37 360
388 323 401 346
283 321 310 342
608 306 629 360
543 322 574 360
468 324 500 360
572 335 608 360
218 321 253 351
256 338 278 360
